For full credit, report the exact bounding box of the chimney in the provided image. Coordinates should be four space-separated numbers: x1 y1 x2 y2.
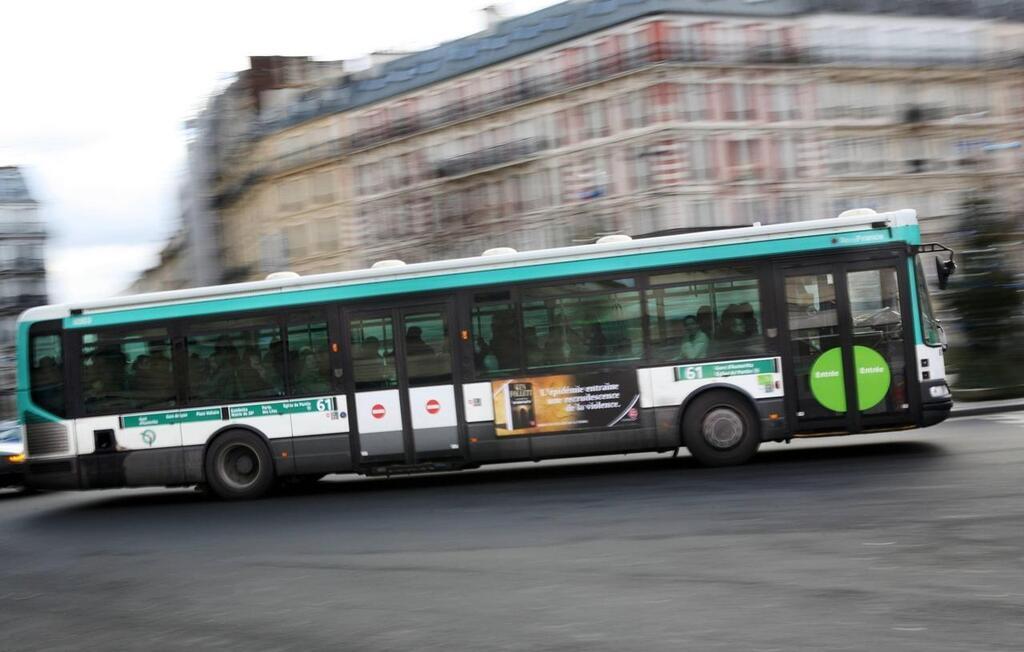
483 4 503 30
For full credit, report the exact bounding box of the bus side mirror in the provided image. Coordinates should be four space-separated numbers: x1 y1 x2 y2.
934 254 956 290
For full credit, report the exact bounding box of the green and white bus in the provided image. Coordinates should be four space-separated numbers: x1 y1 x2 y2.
18 208 954 499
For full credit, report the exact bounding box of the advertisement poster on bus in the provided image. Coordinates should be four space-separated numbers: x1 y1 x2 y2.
491 371 640 437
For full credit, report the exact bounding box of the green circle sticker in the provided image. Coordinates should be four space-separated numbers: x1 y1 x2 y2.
853 345 890 411
809 347 846 412
809 346 891 413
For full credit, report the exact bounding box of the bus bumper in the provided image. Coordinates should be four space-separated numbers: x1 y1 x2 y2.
756 398 789 442
920 380 953 427
26 454 129 490
25 457 81 490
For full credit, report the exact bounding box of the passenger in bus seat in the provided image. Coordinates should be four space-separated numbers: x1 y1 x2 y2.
584 322 607 358
714 304 761 356
264 339 286 392
206 336 242 399
679 315 710 360
354 336 392 388
293 346 328 394
477 311 518 371
662 317 685 349
405 326 435 358
696 305 714 338
239 345 273 396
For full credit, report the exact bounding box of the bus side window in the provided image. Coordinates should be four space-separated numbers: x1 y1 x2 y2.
80 328 176 415
471 300 521 375
710 278 765 357
185 318 284 404
29 331 65 417
645 284 712 363
521 289 642 369
286 313 331 396
647 270 766 362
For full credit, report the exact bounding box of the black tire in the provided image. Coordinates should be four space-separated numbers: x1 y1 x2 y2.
682 390 760 467
204 430 275 500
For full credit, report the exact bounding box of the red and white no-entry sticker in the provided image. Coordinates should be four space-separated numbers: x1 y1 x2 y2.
425 399 441 414
371 403 386 419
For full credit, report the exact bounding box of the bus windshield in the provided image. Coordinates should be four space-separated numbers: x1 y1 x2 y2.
916 257 943 347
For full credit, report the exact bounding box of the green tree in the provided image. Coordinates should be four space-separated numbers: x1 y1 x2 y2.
946 195 1024 389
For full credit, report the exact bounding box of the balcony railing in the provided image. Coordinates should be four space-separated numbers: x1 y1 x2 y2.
434 137 550 178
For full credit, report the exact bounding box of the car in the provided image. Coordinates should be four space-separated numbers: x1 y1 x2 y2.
0 422 25 488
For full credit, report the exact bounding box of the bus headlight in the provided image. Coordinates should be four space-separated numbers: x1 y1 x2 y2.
7 453 25 464
928 384 950 399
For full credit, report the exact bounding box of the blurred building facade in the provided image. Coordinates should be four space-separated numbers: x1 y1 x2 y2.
0 167 48 416
145 0 1024 289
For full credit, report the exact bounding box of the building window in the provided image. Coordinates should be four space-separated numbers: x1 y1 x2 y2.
688 138 713 181
680 83 711 121
313 170 334 203
316 218 338 253
726 139 761 180
771 84 800 121
726 84 755 121
287 223 309 262
581 101 610 140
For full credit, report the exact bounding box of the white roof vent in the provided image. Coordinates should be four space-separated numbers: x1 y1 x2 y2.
595 234 633 245
482 247 518 257
265 271 300 281
371 259 406 269
837 208 877 219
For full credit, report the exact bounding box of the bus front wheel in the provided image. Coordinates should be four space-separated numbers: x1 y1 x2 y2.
682 390 760 467
204 431 275 500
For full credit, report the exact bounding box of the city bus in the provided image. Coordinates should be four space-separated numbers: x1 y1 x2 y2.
17 208 954 499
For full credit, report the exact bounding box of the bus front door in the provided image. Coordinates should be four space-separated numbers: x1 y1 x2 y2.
779 261 913 435
346 303 461 466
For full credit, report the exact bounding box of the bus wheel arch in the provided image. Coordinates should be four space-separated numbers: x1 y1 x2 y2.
202 427 276 500
679 387 761 467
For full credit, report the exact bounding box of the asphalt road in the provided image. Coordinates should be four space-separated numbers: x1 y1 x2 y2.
1 415 1023 651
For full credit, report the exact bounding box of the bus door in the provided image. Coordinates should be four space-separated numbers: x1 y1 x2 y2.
345 302 461 465
778 260 913 434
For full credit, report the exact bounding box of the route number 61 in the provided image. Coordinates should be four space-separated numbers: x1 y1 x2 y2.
683 366 704 380
315 399 332 411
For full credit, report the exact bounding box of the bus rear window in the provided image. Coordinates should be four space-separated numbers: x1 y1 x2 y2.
30 333 65 417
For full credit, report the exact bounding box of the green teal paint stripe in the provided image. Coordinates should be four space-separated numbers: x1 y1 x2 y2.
227 397 335 419
15 321 32 416
120 397 337 428
60 226 920 330
906 257 924 346
122 408 223 428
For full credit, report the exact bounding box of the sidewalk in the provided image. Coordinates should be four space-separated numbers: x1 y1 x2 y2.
951 397 1024 418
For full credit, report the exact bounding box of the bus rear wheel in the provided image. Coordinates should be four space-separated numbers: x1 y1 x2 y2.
682 390 760 467
205 431 275 500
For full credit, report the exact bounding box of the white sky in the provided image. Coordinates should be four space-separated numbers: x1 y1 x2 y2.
0 0 557 304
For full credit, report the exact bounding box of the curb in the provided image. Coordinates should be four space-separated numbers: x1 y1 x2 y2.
950 402 1024 418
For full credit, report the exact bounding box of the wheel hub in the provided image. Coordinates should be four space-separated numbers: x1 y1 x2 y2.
221 444 260 489
702 407 745 449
